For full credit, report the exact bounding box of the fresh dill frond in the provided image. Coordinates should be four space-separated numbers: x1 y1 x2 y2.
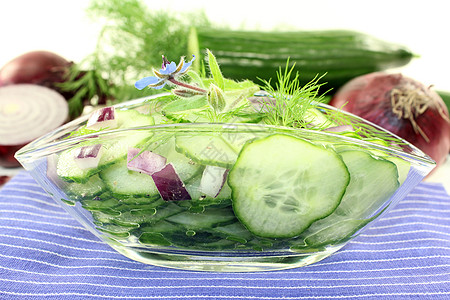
257 60 405 147
259 60 328 128
85 0 211 96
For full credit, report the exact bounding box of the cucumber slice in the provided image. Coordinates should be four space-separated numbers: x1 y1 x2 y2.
212 221 254 244
97 224 134 238
298 150 399 247
93 201 184 229
175 131 257 168
100 160 160 197
64 174 105 199
81 197 121 214
181 174 232 209
291 218 369 249
152 136 203 181
334 151 399 217
140 220 182 234
175 134 238 168
56 110 154 183
165 207 237 230
296 205 390 250
385 156 410 185
331 142 410 186
139 220 182 247
228 134 350 238
98 134 202 198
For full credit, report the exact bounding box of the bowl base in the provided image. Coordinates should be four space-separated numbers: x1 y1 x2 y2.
110 244 344 272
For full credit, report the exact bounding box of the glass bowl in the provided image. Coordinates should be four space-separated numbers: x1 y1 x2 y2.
15 93 435 272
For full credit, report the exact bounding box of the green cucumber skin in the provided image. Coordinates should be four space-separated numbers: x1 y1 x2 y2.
64 174 105 199
196 29 414 91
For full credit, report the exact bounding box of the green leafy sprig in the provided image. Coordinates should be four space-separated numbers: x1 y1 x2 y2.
256 61 405 147
85 0 211 100
57 63 112 119
258 60 329 128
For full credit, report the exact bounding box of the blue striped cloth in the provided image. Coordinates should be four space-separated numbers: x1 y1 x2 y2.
0 171 449 299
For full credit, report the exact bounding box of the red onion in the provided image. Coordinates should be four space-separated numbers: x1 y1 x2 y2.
324 125 354 133
329 72 450 168
0 50 71 88
86 107 118 130
0 50 111 119
74 144 103 169
127 148 167 175
1 84 68 168
151 163 191 201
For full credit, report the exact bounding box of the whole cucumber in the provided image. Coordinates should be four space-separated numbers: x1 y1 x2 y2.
86 0 416 96
190 28 414 92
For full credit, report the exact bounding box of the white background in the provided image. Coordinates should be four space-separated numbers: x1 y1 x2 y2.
1 0 449 188
1 0 449 92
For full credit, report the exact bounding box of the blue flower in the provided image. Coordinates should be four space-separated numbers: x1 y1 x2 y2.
135 55 196 90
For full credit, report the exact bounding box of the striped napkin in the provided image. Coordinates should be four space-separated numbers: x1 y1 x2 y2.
0 171 449 299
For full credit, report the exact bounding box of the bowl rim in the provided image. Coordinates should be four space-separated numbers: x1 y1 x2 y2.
15 93 436 168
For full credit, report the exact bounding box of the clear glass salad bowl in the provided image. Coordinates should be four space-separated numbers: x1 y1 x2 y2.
15 93 435 272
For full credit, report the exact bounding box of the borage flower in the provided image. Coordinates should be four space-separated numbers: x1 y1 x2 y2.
135 55 206 94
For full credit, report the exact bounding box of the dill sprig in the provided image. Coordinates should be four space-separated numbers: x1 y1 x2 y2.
258 61 405 147
259 60 328 128
85 0 211 102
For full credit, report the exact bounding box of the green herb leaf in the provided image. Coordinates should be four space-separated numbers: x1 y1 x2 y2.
85 0 210 100
162 96 208 113
206 49 225 91
259 60 328 128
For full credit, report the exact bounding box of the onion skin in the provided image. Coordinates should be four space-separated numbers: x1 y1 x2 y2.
151 163 191 201
329 72 450 169
0 50 71 89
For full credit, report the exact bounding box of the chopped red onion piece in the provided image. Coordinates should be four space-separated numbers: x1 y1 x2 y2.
86 106 118 130
127 148 167 175
325 125 354 133
151 163 191 201
199 165 228 198
74 144 103 169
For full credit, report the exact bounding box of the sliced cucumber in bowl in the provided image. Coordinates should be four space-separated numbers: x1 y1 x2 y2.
56 109 155 183
296 149 400 248
228 134 350 239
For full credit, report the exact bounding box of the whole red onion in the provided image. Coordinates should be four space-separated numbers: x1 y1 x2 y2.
0 50 72 89
329 72 450 168
0 50 111 117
